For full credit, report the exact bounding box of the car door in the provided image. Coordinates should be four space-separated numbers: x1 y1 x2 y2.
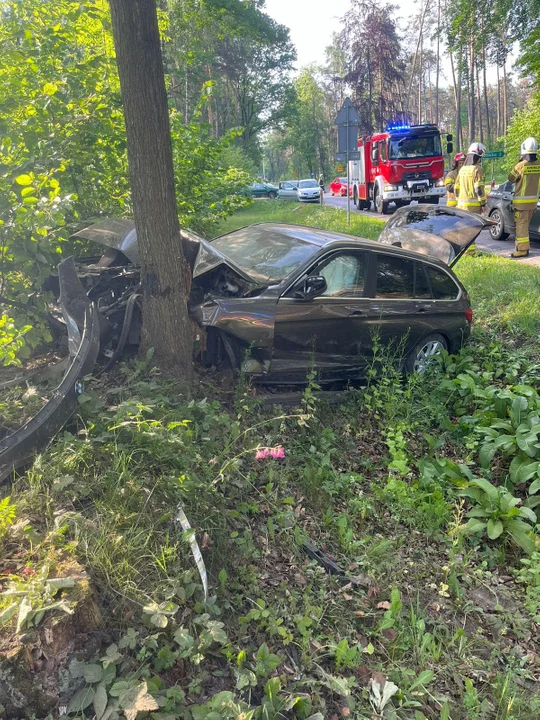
251 183 264 198
365 253 428 359
271 250 375 380
279 182 297 200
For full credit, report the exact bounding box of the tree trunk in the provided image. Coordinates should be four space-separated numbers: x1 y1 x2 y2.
450 48 462 152
482 45 491 145
476 60 483 144
435 0 440 125
468 40 476 144
108 0 193 379
405 0 430 115
496 62 501 138
418 32 423 124
503 60 508 135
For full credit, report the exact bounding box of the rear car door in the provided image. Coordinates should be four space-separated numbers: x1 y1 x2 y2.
271 250 374 380
279 182 297 200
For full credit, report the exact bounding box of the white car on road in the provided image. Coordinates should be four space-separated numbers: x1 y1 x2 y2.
297 179 321 203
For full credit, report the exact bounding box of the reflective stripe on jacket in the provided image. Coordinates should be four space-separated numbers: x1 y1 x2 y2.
455 164 486 209
445 169 458 206
508 159 540 209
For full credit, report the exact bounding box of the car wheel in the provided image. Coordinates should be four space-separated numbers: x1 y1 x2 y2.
405 333 448 374
488 208 509 240
267 191 277 199
374 188 390 215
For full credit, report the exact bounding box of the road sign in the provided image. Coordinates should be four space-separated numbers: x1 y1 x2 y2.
334 97 361 126
337 125 359 155
335 151 360 163
336 164 343 172
483 151 504 159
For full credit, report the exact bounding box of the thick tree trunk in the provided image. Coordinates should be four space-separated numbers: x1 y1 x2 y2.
435 0 440 125
418 33 423 124
468 41 476 144
496 63 501 138
109 0 193 379
476 60 483 144
450 48 462 152
503 60 508 135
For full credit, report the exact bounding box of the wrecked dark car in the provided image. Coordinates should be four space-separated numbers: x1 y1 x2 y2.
72 205 488 382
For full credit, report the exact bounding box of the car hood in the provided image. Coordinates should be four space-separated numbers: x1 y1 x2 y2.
378 205 492 266
71 219 259 286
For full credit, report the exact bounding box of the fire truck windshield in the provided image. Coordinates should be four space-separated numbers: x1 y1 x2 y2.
389 134 442 160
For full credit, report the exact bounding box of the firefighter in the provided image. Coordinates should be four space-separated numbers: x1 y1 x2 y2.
508 137 540 258
455 142 487 214
444 152 466 208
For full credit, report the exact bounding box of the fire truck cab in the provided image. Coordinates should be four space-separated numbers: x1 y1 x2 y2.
350 123 446 215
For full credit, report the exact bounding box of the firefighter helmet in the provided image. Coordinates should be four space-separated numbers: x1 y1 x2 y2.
467 142 486 156
453 152 466 163
521 137 539 154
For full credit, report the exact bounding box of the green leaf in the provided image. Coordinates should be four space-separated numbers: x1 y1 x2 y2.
409 670 435 691
464 518 487 535
67 686 95 714
471 478 499 502
506 520 535 554
530 478 540 495
118 681 158 720
15 173 33 186
93 682 108 720
519 506 537 523
264 676 281 700
487 519 503 540
0 603 18 626
83 663 103 684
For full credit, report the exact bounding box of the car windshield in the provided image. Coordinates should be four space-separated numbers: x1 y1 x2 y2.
299 180 319 188
339 178 348 183
210 227 319 283
388 134 442 159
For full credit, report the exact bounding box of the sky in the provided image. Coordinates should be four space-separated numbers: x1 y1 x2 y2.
263 0 512 85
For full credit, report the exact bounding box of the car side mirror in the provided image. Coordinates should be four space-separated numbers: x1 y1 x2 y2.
371 148 379 164
446 142 454 154
446 134 453 142
293 275 327 300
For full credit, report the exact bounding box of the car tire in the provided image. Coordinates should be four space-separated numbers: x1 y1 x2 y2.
267 191 277 199
374 188 390 215
405 333 448 374
488 208 509 241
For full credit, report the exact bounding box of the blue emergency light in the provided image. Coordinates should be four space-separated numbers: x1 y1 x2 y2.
386 123 410 131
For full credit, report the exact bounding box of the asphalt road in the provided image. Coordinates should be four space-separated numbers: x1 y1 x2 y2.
322 192 540 267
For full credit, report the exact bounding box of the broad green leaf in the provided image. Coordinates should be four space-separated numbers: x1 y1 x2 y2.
519 506 537 523
83 663 103 684
0 603 18 626
530 478 540 495
487 519 503 540
15 173 33 186
506 520 535 554
67 686 95 714
118 681 159 720
93 682 108 720
409 669 435 691
471 478 499 502
464 518 487 535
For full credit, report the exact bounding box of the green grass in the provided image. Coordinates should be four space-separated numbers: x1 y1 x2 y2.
215 198 385 240
456 254 540 336
3 200 540 718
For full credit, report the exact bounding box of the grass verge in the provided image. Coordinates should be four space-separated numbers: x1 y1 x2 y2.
1 202 540 718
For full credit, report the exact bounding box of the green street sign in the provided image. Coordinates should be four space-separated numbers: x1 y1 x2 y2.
483 150 504 159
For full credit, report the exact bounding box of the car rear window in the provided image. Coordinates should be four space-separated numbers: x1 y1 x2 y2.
376 255 414 298
425 265 459 299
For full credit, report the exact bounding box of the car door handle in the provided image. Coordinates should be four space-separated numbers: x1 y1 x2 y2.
416 306 431 313
346 307 365 316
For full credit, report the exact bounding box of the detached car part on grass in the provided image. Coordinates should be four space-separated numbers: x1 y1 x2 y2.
0 258 100 483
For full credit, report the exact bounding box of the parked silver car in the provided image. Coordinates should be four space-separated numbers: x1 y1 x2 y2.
278 180 299 200
297 179 321 203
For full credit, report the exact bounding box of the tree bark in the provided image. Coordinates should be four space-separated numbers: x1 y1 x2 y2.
503 60 508 135
108 0 193 379
435 0 440 125
476 60 483 144
482 45 491 145
468 40 476 144
496 62 501 138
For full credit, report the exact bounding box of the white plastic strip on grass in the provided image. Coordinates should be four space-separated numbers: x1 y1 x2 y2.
176 504 208 601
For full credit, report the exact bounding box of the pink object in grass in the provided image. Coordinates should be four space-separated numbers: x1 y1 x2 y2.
255 446 285 460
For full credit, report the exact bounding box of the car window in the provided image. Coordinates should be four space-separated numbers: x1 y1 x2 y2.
340 178 348 183
376 254 414 298
380 142 387 162
299 180 319 189
414 263 432 298
317 253 367 297
425 265 459 299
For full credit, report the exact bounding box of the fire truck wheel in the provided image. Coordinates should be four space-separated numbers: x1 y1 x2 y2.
374 188 390 215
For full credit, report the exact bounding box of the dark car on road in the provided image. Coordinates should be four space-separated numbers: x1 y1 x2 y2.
74 205 488 384
249 182 278 199
486 180 540 242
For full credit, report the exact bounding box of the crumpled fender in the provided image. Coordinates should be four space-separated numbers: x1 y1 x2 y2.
0 258 100 483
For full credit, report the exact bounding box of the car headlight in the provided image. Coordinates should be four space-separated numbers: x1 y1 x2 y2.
436 178 445 187
384 184 397 191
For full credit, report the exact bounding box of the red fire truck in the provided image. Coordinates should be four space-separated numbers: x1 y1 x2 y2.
349 123 450 215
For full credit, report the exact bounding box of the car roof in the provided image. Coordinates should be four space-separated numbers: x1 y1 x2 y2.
240 223 452 268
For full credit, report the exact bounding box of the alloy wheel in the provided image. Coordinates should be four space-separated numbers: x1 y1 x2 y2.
489 209 502 238
413 339 445 373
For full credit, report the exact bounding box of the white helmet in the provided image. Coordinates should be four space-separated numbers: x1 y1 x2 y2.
521 137 539 154
468 142 487 156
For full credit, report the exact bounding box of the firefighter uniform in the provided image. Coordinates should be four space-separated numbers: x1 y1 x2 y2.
444 169 459 207
508 159 540 254
455 164 486 214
